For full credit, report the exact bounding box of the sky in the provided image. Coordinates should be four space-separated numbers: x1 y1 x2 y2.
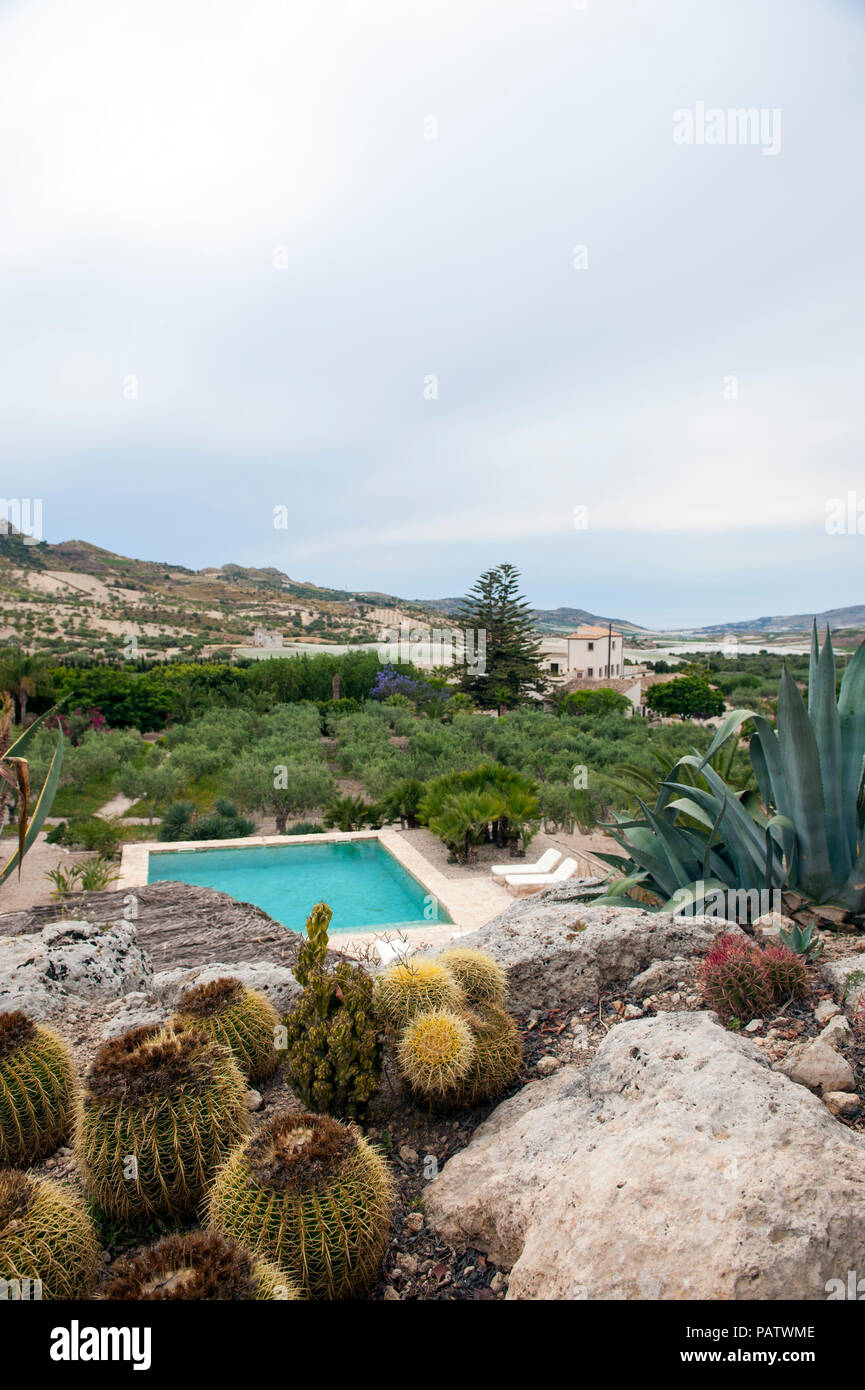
1 0 864 629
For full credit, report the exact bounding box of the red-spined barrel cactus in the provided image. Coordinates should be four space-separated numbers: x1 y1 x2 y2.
698 934 773 1020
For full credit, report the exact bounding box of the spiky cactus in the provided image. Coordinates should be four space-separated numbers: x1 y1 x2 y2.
698 934 774 1020
762 943 809 1002
437 948 508 1008
0 1170 99 1300
75 1023 249 1225
282 902 381 1116
171 977 279 1084
374 957 464 1030
0 1010 77 1166
452 1002 523 1106
101 1231 300 1301
207 1110 393 1299
397 1009 477 1102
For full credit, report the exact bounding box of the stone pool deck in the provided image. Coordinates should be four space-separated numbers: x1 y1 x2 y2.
118 828 511 955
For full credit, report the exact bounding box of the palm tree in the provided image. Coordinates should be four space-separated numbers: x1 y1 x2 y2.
0 648 54 725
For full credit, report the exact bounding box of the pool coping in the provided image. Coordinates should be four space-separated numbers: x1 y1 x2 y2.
119 829 510 954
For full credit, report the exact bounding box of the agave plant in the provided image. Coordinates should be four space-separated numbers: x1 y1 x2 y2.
588 627 865 924
0 698 65 887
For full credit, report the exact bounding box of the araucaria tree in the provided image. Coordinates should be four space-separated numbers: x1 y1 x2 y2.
456 563 545 708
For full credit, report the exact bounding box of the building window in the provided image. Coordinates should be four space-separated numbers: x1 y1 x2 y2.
588 641 594 650
587 667 593 677
550 662 559 675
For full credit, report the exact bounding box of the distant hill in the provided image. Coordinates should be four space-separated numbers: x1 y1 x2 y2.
411 597 644 634
687 605 865 636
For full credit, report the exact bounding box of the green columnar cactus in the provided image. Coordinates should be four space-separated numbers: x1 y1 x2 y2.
436 948 508 1008
451 1003 523 1106
171 977 279 1084
0 1170 99 1300
282 902 381 1116
75 1024 249 1226
101 1231 301 1301
374 957 464 1030
397 1009 477 1103
207 1110 394 1300
0 1010 77 1166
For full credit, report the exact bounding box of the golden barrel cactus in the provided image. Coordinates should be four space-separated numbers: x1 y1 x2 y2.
75 1023 249 1226
436 948 508 1008
0 1170 99 1300
171 977 279 1084
101 1230 300 1301
208 1110 393 1299
0 1010 77 1166
397 1008 477 1103
374 958 463 1030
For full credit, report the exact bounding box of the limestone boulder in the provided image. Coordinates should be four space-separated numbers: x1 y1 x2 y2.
0 919 152 1020
424 1011 865 1299
436 901 743 1013
150 959 302 1014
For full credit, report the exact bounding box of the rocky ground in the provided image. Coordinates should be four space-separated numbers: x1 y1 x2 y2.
5 883 865 1300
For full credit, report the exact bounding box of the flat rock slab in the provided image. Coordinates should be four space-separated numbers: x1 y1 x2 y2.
438 901 743 1013
424 1010 865 1300
0 881 346 975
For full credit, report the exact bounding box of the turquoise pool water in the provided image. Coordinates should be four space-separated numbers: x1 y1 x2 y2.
147 838 449 934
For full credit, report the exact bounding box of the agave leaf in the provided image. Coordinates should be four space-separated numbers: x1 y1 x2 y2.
808 618 820 713
0 724 64 885
838 633 865 861
809 628 851 881
660 876 732 916
4 700 68 758
776 666 835 901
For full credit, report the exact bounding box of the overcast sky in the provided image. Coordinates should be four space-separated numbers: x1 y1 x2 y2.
1 0 863 628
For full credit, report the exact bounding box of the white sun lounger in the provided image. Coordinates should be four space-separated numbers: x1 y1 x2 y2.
504 856 579 896
491 848 562 881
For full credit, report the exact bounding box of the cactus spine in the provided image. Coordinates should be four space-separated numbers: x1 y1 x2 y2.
75 1023 249 1225
101 1231 300 1301
0 1170 99 1300
207 1110 394 1299
0 1010 77 1166
171 977 279 1083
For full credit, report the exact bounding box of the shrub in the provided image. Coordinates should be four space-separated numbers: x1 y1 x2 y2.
101 1231 300 1301
322 794 378 832
285 821 324 835
171 978 279 1084
281 902 381 1116
0 1170 99 1300
75 1024 249 1225
207 1110 394 1299
374 958 464 1030
0 1011 77 1165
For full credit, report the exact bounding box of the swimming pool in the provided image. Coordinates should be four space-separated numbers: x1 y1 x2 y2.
146 838 450 934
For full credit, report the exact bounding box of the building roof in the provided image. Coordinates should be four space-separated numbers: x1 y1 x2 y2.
565 625 622 640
